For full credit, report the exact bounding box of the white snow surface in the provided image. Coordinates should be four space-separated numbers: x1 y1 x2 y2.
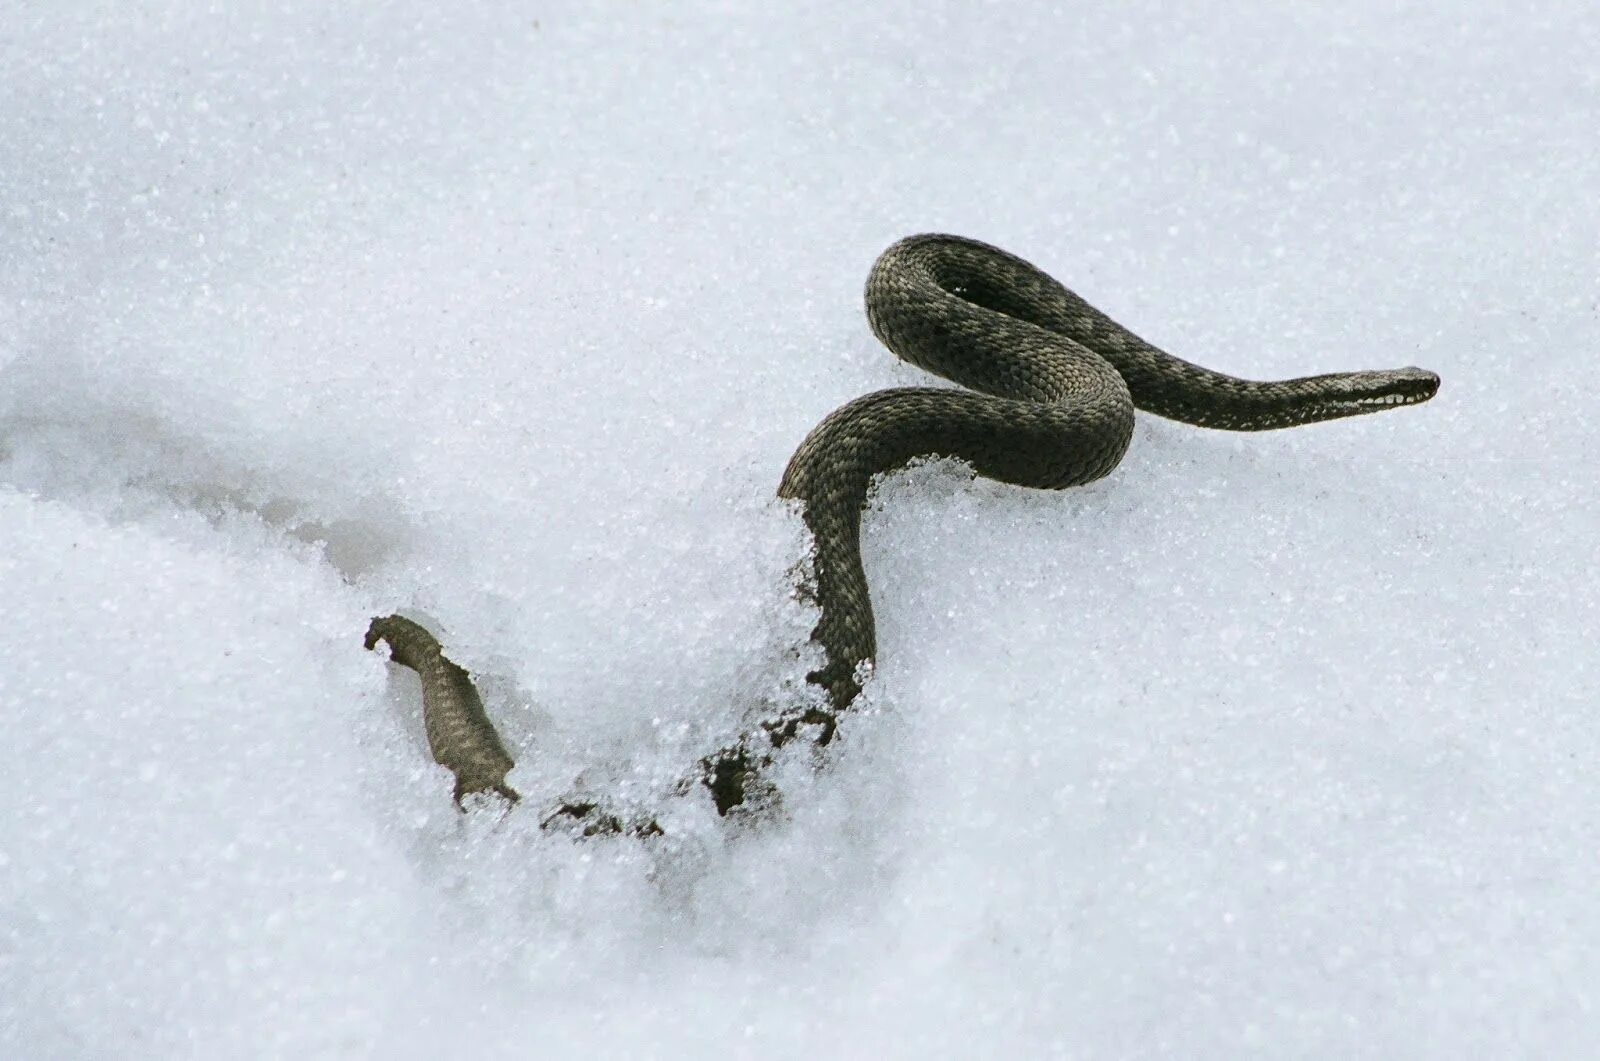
3 2 1598 1057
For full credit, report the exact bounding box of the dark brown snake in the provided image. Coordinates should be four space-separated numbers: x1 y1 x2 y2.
367 234 1439 833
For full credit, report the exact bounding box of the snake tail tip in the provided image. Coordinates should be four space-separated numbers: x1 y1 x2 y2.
364 614 399 651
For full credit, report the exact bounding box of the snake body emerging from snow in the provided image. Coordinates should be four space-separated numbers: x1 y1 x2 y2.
367 234 1439 829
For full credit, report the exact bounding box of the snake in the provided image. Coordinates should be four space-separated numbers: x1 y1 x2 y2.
367 234 1439 830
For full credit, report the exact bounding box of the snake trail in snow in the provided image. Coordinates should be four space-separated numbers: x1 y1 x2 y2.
366 233 1440 835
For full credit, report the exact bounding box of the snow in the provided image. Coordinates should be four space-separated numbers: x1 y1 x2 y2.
3 2 1597 1056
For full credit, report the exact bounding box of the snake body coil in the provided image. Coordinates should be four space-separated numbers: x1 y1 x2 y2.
368 234 1439 824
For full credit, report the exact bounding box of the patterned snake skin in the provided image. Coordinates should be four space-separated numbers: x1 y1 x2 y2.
367 234 1439 828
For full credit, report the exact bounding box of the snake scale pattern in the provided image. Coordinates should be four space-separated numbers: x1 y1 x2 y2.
368 234 1439 831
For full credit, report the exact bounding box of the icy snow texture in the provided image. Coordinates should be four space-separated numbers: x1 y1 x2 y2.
2 1 1597 1057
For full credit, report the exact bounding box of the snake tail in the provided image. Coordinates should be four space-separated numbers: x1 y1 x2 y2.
365 615 520 806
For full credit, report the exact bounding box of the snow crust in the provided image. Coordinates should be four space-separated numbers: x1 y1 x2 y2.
3 2 1597 1056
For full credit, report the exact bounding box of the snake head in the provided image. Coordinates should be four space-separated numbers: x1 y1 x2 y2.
1240 365 1440 430
1331 367 1440 413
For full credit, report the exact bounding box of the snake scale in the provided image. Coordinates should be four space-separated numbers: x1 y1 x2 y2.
367 234 1439 832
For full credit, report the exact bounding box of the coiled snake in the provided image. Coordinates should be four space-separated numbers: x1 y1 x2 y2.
367 234 1439 832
